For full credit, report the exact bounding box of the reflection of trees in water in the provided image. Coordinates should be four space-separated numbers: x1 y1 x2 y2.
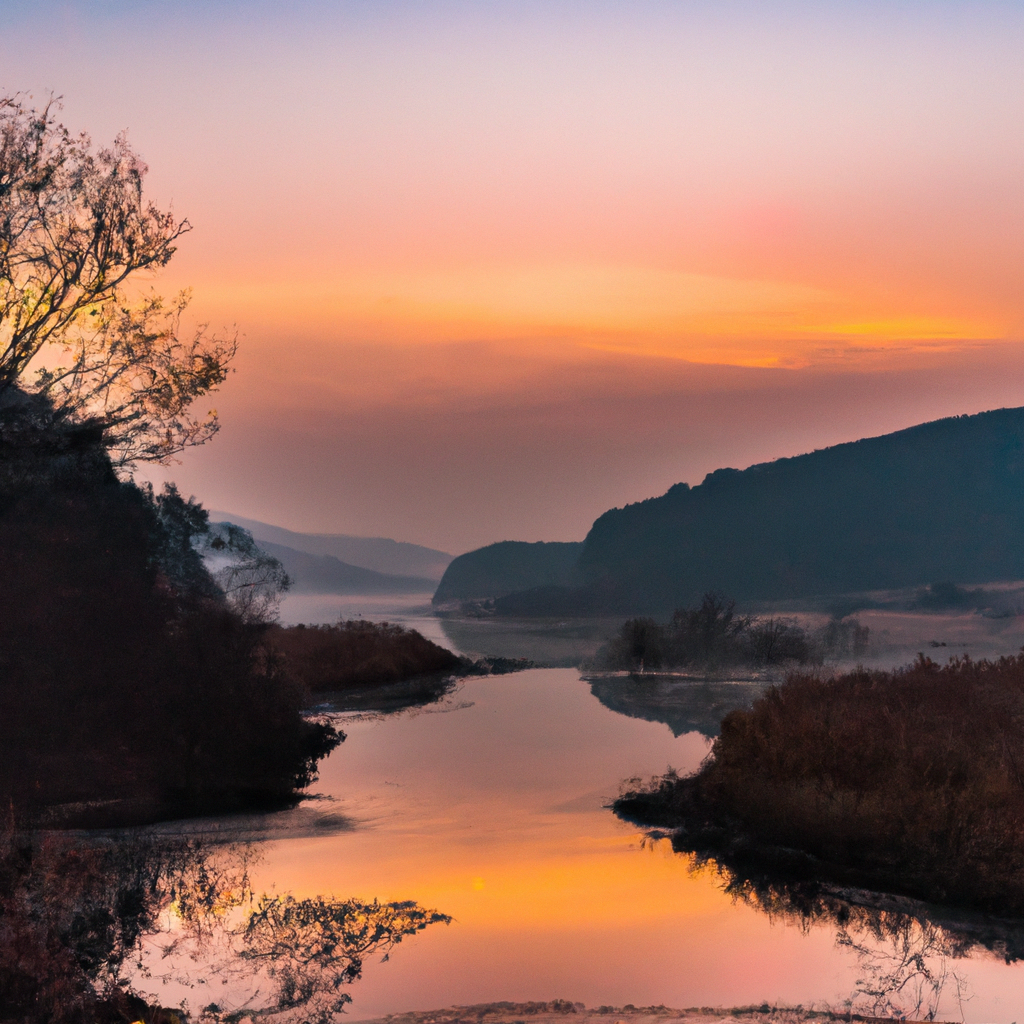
658 838 1019 1021
0 825 449 1023
587 675 765 738
834 920 967 1021
158 890 449 1023
728 875 971 1019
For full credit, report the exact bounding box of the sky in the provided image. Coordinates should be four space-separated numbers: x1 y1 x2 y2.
3 0 1024 552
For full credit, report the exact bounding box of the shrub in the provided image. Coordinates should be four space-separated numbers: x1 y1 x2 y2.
599 617 667 672
668 593 749 667
267 620 463 692
595 593 819 672
617 654 1024 914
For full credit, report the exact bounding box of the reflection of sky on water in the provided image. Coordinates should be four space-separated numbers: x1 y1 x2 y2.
245 669 1024 1020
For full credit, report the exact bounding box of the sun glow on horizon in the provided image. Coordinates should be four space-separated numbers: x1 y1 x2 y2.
181 262 1007 372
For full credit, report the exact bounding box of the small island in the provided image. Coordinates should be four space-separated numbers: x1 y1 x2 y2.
615 654 1024 917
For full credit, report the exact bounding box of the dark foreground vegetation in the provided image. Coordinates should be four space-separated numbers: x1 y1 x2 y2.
0 390 339 827
616 654 1024 916
593 593 867 673
0 97 342 827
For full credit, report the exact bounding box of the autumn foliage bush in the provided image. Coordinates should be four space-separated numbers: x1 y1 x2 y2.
616 654 1024 914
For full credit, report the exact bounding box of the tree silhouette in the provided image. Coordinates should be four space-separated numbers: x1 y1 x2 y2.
0 95 235 465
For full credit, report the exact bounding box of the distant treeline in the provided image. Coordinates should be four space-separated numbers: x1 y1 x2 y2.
593 593 868 673
616 655 1024 916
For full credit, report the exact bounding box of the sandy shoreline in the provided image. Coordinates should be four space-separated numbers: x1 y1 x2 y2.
355 1001 934 1024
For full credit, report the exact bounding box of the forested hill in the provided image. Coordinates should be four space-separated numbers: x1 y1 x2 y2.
573 406 1024 614
447 406 1024 617
432 540 583 605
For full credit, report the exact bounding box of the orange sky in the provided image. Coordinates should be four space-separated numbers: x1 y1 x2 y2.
4 1 1024 550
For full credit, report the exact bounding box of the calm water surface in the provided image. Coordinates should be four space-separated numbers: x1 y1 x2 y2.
177 664 1023 1022
277 592 448 646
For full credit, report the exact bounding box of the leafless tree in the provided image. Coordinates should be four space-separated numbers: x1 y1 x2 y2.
0 94 235 465
205 521 292 623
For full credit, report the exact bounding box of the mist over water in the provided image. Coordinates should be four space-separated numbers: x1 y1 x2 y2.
277 592 450 649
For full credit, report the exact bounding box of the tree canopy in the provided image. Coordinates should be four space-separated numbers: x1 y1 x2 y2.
0 94 235 465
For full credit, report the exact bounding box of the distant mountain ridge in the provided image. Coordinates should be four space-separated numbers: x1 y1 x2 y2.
441 406 1024 616
254 540 436 595
209 513 452 581
577 406 1024 614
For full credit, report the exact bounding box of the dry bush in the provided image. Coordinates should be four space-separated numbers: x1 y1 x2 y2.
617 654 1024 914
267 620 463 693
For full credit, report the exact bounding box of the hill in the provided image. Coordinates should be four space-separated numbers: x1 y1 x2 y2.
578 406 1024 614
467 406 1024 617
253 538 436 595
209 512 452 580
432 540 583 605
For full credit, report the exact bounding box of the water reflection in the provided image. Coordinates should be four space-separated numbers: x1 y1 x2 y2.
645 833 1024 1021
438 616 621 667
247 670 1024 1020
0 825 448 1023
21 669 1024 1021
586 674 766 738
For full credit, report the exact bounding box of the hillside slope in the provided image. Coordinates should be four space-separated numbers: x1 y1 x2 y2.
209 513 452 580
239 538 436 595
574 406 1024 615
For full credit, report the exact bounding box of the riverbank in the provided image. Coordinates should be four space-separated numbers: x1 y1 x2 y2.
45 667 1015 1022
270 619 531 701
616 655 1024 916
356 1001 936 1024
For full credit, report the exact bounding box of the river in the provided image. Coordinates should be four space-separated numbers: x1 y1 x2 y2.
131 631 1024 1021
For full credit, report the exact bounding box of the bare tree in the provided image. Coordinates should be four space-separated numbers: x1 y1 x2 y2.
205 521 292 623
0 94 235 465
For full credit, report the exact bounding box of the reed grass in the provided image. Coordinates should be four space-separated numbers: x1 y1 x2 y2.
616 655 1024 914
